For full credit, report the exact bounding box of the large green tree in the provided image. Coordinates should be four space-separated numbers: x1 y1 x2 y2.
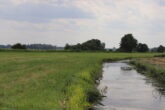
120 34 138 52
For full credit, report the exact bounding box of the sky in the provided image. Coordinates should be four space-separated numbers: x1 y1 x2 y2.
0 0 165 48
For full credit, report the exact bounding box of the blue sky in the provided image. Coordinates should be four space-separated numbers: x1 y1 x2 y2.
0 0 164 48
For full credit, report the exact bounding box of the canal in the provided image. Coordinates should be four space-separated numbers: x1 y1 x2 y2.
94 61 165 110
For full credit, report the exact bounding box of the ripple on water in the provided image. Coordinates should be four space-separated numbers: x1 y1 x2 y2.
95 61 165 110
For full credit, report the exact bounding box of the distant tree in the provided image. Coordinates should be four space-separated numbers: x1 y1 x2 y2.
64 44 71 50
74 43 82 50
81 39 105 50
11 43 26 49
64 39 105 51
136 43 149 52
108 49 113 52
157 45 165 52
0 45 11 49
26 44 56 50
150 47 157 52
119 34 138 52
70 43 82 51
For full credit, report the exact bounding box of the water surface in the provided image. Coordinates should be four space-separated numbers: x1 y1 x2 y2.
95 61 165 110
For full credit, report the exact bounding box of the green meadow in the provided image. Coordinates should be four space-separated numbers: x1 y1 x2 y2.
0 52 161 110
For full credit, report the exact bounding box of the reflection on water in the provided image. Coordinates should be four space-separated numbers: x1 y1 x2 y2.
145 76 165 96
94 61 165 110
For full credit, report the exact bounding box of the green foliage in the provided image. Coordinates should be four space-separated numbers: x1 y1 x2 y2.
157 45 165 53
0 52 161 110
136 43 149 52
130 60 165 83
26 44 57 50
120 34 138 52
81 39 105 50
65 39 105 51
11 43 26 49
64 43 71 50
154 54 165 57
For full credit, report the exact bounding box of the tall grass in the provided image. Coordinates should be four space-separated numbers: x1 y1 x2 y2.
130 60 165 83
0 52 161 110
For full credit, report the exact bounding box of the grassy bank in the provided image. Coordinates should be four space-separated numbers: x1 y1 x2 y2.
0 52 161 110
130 58 165 83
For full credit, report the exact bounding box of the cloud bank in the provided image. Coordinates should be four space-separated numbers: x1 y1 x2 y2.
0 0 164 48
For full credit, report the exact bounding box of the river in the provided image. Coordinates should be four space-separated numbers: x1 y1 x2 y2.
94 61 165 110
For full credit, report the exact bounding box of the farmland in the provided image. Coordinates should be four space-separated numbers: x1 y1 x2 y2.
0 52 163 110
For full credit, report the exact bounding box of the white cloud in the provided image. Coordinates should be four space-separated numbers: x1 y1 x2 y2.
0 0 164 47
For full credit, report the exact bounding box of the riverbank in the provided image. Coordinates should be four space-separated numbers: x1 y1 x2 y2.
0 52 162 110
130 58 165 96
130 58 165 83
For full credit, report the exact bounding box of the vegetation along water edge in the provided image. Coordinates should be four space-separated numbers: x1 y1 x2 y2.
0 52 163 110
130 56 165 95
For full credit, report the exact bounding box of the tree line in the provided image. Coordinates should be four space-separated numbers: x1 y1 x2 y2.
119 34 149 52
0 44 63 50
118 34 164 52
64 34 165 52
0 34 164 52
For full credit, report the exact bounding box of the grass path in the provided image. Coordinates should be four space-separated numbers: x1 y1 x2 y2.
0 52 161 110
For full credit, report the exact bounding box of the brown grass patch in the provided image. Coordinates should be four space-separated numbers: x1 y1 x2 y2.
140 57 165 69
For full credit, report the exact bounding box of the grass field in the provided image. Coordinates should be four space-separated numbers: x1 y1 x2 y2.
0 52 163 110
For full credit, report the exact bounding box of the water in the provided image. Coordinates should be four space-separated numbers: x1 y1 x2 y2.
94 61 165 110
